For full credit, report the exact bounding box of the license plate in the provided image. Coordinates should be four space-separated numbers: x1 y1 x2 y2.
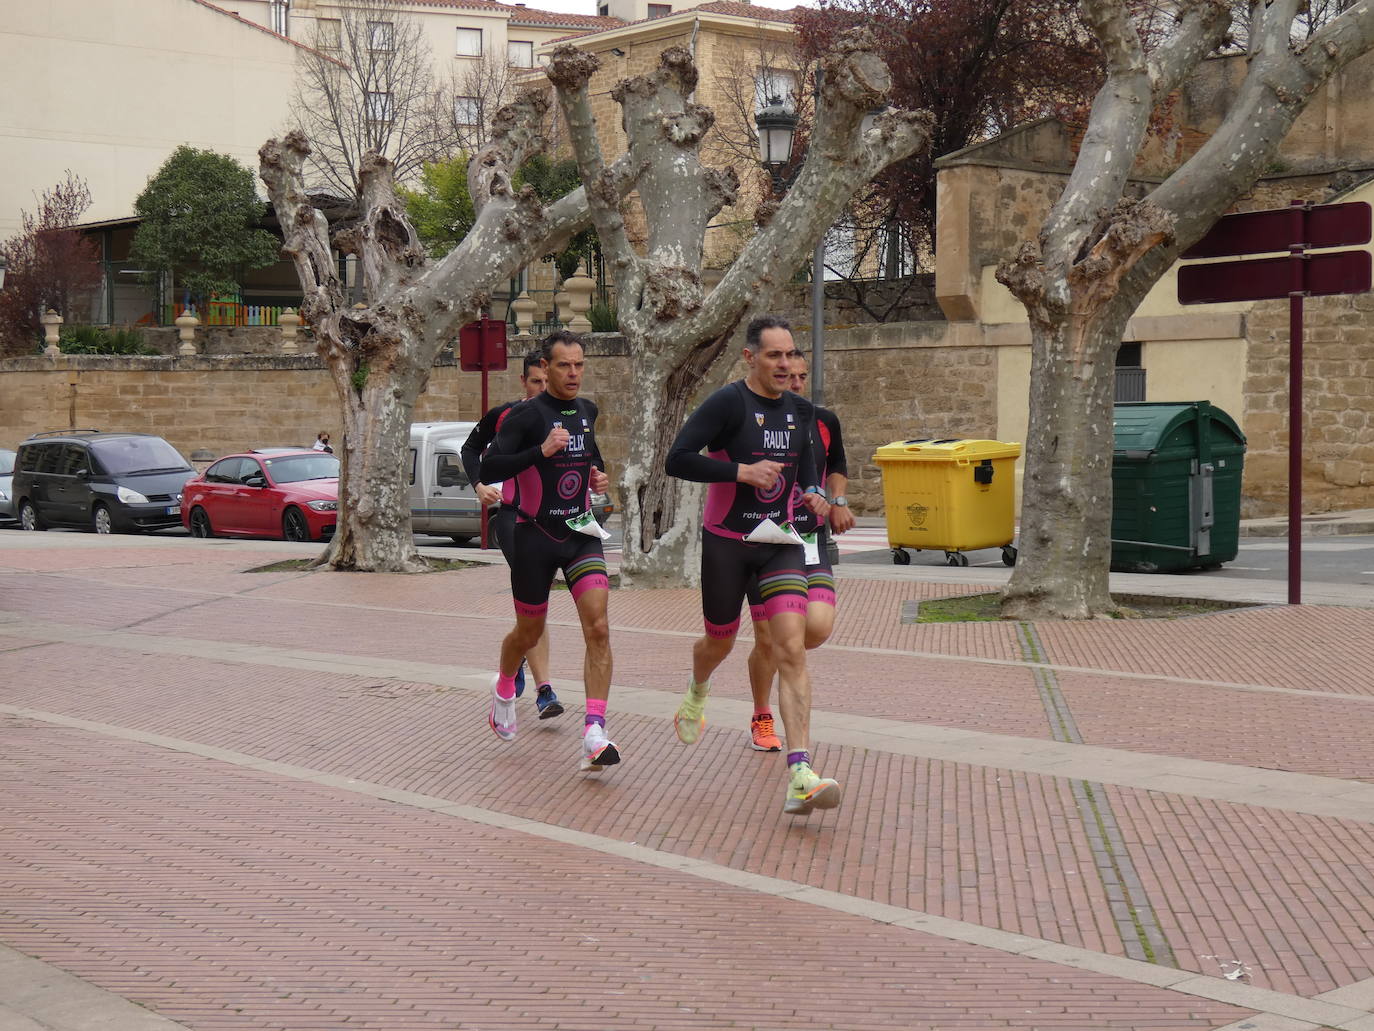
166 505 180 516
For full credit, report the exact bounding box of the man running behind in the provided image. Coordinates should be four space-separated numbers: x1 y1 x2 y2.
461 351 563 719
744 350 854 752
479 331 619 772
665 315 840 816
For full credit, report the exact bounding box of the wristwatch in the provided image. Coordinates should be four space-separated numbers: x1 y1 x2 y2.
832 496 849 507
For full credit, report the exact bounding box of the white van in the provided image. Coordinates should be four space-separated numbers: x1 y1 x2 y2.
408 421 482 542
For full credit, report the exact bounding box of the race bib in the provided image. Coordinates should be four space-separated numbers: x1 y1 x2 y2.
800 531 820 566
744 518 805 547
566 510 611 540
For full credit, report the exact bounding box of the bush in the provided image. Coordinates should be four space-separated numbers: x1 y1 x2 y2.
587 300 619 333
55 326 159 355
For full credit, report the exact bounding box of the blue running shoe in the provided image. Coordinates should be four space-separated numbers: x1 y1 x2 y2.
535 685 564 719
513 661 527 699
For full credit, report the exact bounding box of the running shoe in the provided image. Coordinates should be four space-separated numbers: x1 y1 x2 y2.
488 674 517 742
783 763 841 816
580 723 621 773
513 661 527 699
535 685 564 719
749 713 782 752
674 689 707 745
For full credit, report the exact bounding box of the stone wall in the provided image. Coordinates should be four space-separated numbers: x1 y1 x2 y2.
0 326 998 517
1243 291 1374 515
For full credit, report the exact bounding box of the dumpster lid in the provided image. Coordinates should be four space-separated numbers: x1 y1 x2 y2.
1112 402 1245 456
874 438 1023 462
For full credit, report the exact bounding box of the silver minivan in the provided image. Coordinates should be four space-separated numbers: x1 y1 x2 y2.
408 421 483 542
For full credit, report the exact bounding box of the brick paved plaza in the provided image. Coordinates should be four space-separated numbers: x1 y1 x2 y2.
3 531 1374 1031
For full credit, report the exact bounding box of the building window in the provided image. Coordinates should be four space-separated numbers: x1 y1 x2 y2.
269 0 289 35
598 2 609 14
455 26 482 56
648 3 672 17
368 20 394 51
317 18 341 48
507 40 534 67
754 67 797 114
454 96 481 127
1115 342 1146 402
367 91 393 123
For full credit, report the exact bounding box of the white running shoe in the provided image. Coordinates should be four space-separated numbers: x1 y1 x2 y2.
489 674 517 742
579 723 621 773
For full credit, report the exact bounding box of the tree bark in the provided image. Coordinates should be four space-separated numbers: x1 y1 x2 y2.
995 0 1374 619
549 29 933 586
260 93 635 572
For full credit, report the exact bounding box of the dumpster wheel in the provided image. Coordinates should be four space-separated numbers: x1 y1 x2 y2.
892 548 911 565
1001 545 1018 567
944 551 969 567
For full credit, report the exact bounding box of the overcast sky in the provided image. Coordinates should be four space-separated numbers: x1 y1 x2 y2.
526 0 810 14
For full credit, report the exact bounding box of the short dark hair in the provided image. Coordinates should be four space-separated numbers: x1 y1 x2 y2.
540 329 583 362
521 350 543 377
746 315 791 349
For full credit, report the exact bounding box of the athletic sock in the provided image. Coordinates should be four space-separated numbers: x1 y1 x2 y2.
585 698 607 729
538 682 553 693
687 677 710 701
753 705 772 718
787 750 810 771
496 673 518 701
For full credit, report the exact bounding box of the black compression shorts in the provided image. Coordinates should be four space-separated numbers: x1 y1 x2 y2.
509 522 609 618
700 530 808 639
746 525 837 622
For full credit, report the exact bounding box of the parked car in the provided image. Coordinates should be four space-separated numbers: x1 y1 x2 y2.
182 449 339 542
0 448 16 524
408 421 614 545
12 431 194 533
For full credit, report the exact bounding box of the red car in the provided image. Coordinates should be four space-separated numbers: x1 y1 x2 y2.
182 449 339 541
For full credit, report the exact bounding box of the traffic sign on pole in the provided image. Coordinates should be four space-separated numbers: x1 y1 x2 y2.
1178 200 1373 605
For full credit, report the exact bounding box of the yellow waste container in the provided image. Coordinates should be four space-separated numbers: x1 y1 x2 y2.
872 438 1022 567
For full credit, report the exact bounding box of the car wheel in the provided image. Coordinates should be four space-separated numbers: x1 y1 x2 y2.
92 503 114 535
189 507 215 538
282 507 310 542
19 501 44 531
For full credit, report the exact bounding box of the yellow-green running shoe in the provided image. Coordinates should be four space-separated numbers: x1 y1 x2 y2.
674 688 707 744
783 763 842 816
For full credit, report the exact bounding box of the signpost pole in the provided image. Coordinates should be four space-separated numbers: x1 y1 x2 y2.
479 365 490 550
1288 201 1305 605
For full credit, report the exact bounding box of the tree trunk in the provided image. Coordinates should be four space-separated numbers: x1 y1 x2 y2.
616 331 734 588
315 338 430 572
1000 306 1131 619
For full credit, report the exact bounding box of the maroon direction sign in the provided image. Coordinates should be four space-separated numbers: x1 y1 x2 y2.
1178 249 1372 304
1181 200 1372 258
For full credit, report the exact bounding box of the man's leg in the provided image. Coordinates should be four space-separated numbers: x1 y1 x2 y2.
676 534 751 745
491 524 558 742
566 542 618 771
745 608 782 752
527 626 563 718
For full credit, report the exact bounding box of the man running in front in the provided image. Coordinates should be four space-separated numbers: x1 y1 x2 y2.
461 350 563 720
743 349 854 752
479 331 618 772
665 315 839 816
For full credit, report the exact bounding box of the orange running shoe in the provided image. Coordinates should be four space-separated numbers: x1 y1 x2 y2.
749 713 782 752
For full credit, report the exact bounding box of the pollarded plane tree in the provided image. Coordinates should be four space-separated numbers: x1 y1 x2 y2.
258 93 635 572
994 0 1374 619
546 29 934 587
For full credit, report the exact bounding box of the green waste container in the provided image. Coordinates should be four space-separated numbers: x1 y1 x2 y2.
1111 401 1246 573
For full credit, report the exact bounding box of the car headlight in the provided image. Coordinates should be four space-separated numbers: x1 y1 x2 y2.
306 499 338 512
590 492 608 505
116 486 149 504
0 489 8 502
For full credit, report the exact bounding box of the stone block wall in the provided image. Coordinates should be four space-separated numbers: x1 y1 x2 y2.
0 326 998 518
1244 292 1374 515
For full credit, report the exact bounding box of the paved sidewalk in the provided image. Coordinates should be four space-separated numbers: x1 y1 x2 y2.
2 529 1374 1030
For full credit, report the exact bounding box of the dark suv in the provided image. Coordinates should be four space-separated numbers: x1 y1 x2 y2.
13 430 195 534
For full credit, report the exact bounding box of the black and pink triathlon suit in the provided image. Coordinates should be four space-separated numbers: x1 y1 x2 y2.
666 380 821 639
479 390 609 618
743 404 844 621
461 399 524 563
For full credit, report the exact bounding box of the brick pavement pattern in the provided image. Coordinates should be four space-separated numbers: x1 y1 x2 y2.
4 535 1374 1030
